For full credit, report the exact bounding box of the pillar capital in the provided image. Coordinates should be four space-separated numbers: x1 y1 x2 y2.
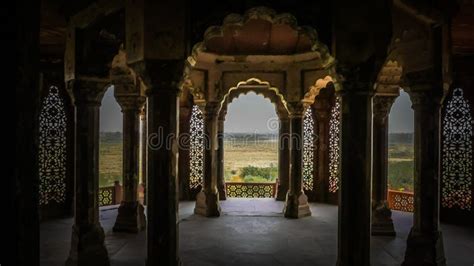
408 90 442 109
115 95 146 112
202 102 220 118
128 60 184 95
287 102 306 118
112 73 146 111
373 95 396 123
68 76 109 106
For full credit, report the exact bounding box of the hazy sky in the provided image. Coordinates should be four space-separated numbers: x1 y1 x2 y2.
99 88 414 133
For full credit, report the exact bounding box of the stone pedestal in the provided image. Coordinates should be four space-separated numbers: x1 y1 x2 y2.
113 87 146 233
403 90 446 266
66 224 109 266
336 87 372 266
194 190 221 216
66 78 109 266
276 116 290 201
371 95 396 236
114 201 146 233
284 103 311 218
194 103 221 216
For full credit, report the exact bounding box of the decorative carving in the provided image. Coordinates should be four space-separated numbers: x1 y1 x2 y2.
303 76 335 105
226 182 276 198
198 6 330 57
303 108 315 191
373 96 396 123
441 88 473 210
190 105 204 189
98 186 115 207
388 189 414 212
39 86 67 205
220 78 288 113
329 96 341 193
68 77 110 105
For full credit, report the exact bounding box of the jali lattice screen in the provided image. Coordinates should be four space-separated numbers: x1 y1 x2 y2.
190 105 204 189
441 88 473 210
39 86 67 205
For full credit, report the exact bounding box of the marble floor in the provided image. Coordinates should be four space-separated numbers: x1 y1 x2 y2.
40 199 474 266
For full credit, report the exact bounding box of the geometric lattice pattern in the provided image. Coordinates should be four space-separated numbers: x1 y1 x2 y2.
329 96 341 193
98 186 115 207
441 88 473 210
226 182 276 198
39 86 67 205
388 190 414 212
303 107 315 191
190 105 204 189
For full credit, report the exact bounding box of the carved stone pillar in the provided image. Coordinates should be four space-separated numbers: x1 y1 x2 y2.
140 105 147 205
137 62 181 266
276 115 290 201
313 100 331 203
284 103 311 218
66 77 109 266
403 90 446 266
337 87 373 266
217 109 227 200
372 95 396 236
178 105 192 200
113 85 146 233
194 102 221 217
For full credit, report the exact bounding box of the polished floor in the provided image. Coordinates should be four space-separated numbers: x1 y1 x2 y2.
40 199 474 266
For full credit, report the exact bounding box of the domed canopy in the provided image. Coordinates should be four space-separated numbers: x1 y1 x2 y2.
200 6 326 55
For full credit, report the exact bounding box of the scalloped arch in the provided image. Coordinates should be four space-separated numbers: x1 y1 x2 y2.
219 78 289 116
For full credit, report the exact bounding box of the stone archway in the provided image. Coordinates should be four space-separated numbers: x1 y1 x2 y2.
181 7 339 218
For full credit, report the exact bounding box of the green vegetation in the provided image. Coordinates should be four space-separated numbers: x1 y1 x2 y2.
97 131 414 192
223 135 279 183
387 134 414 192
99 132 122 187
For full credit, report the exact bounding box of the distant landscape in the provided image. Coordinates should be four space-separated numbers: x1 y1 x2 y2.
98 132 414 192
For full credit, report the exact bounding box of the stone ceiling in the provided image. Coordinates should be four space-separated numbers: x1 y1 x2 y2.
201 6 321 55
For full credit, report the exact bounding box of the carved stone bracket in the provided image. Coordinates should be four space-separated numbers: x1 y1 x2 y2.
373 96 397 123
68 76 110 106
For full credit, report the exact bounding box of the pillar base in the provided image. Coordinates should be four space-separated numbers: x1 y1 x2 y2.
194 190 221 217
66 224 110 266
402 229 446 266
113 201 146 233
371 201 396 236
218 185 227 201
275 184 288 201
283 192 311 218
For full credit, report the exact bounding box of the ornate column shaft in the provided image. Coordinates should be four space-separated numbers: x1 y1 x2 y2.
140 105 147 205
403 90 446 266
337 87 373 266
194 102 221 216
178 105 192 200
144 75 180 266
276 115 290 201
313 103 331 203
372 95 396 236
113 85 146 233
284 103 311 218
217 109 227 200
66 77 109 266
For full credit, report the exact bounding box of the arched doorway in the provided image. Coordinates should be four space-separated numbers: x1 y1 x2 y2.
223 92 279 199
